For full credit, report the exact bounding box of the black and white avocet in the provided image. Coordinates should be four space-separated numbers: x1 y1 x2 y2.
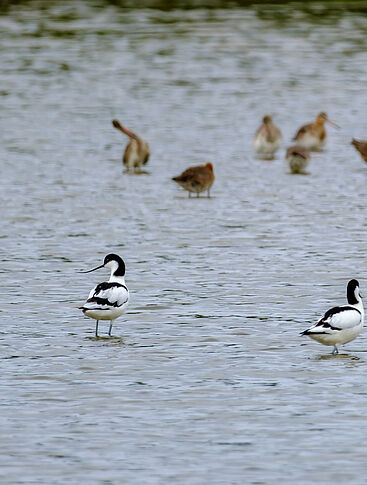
301 279 364 354
80 254 129 337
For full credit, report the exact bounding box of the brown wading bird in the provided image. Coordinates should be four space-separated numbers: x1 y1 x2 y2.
253 115 282 159
285 145 311 174
172 163 215 198
351 138 367 163
112 119 150 173
293 112 338 151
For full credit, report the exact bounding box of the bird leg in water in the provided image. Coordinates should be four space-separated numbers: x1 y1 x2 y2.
332 345 339 355
108 321 114 336
95 320 99 338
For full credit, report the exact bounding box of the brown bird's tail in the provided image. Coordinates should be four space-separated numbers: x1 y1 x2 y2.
351 138 367 162
172 175 187 182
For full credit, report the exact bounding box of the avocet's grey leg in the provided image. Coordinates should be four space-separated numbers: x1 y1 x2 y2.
332 345 339 355
108 320 114 337
95 320 99 338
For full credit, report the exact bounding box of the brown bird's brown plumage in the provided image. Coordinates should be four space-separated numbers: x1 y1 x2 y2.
112 119 150 173
293 112 338 151
285 145 311 174
351 138 367 163
172 162 215 198
253 115 282 159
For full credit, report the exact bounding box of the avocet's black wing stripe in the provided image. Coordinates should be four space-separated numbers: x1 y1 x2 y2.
301 325 342 335
93 282 128 293
301 329 329 335
80 306 110 311
87 282 128 298
86 296 129 308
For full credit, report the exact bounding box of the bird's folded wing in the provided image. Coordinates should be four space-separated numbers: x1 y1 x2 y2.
85 282 128 309
317 306 361 331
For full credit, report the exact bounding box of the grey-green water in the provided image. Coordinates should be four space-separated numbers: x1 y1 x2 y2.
1 2 367 484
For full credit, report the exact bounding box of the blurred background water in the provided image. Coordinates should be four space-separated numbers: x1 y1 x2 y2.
1 1 367 484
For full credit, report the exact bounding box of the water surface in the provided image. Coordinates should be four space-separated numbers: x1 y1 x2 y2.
1 2 367 484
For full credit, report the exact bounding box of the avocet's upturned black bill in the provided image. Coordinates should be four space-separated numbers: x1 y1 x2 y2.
79 254 129 337
301 279 364 354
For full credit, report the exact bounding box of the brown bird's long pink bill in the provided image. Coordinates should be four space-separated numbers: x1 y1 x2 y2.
112 119 136 138
326 119 340 129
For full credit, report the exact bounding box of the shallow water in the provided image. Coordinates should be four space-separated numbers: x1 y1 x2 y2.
1 2 367 484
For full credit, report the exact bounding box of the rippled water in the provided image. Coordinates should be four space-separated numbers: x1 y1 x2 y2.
1 2 367 484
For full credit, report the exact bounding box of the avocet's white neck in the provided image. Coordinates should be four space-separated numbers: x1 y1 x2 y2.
104 260 126 284
353 297 364 319
350 288 364 320
109 272 126 285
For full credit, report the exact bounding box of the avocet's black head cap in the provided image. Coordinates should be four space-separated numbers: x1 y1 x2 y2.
347 279 360 304
104 253 125 277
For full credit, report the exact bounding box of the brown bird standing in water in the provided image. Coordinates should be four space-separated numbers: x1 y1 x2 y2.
253 115 282 159
112 119 150 173
285 145 311 174
172 163 215 198
293 112 338 151
351 139 367 163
